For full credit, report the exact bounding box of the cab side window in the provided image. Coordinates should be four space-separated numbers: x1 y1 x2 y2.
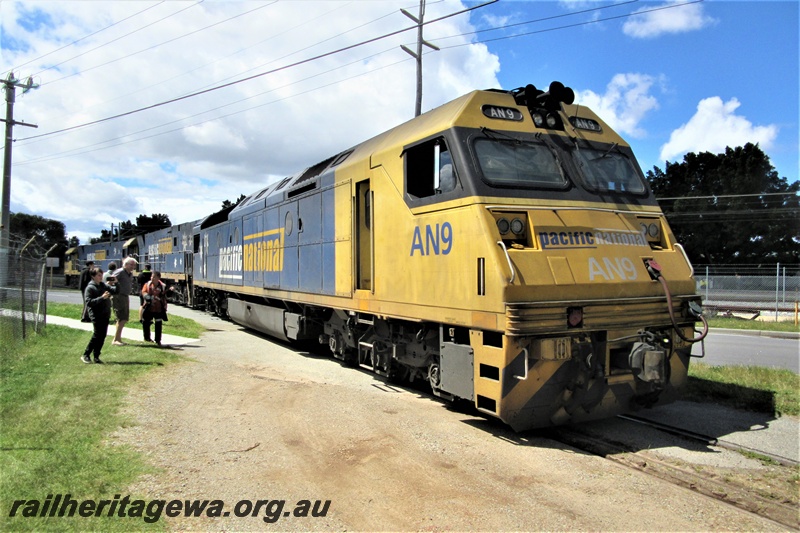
405 138 457 199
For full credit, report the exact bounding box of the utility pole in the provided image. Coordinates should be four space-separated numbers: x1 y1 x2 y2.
1 72 38 290
400 0 440 117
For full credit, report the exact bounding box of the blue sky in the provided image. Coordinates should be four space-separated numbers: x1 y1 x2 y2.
1 0 797 243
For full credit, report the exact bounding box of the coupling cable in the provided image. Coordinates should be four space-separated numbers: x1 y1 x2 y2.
645 259 708 344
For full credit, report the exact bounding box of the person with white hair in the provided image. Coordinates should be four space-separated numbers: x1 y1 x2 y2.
110 256 138 346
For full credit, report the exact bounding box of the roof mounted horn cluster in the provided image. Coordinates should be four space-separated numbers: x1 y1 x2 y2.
510 81 575 130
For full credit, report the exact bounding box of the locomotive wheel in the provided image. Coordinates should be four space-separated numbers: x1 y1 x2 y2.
428 362 454 400
329 332 357 366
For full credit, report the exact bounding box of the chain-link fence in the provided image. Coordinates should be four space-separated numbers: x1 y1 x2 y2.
0 245 49 345
695 264 800 320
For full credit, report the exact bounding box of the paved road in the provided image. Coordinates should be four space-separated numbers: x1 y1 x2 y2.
692 330 799 373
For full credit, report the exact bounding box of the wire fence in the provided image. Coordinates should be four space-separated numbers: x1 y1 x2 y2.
0 245 50 346
695 263 800 321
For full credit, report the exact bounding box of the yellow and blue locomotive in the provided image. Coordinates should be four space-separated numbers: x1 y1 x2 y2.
186 81 706 430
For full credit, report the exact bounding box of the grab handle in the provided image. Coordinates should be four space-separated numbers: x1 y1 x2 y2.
496 240 516 284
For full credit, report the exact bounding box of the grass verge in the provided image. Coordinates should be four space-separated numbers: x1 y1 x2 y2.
706 317 799 333
686 362 800 417
46 302 205 340
0 325 191 532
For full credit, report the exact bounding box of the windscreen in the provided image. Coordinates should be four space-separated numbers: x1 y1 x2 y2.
474 138 567 189
571 147 646 194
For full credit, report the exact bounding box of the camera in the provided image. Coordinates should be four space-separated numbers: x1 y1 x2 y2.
108 276 116 282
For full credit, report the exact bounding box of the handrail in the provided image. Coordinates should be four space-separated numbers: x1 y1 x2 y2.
514 347 529 380
496 240 515 283
674 243 694 277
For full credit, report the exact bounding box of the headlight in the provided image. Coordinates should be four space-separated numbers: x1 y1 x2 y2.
497 218 510 235
510 218 525 235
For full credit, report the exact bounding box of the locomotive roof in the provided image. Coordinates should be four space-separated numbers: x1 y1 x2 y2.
224 83 625 222
227 89 479 220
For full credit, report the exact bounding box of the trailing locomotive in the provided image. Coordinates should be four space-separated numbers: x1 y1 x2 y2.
71 81 708 431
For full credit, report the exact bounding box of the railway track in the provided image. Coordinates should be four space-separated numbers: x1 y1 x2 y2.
546 416 799 530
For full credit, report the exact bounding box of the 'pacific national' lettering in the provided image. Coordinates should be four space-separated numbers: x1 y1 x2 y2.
243 228 285 272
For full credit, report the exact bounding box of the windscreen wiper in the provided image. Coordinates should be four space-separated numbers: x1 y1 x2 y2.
481 126 522 144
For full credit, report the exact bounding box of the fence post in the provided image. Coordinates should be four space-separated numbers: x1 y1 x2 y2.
36 262 46 332
774 263 779 321
705 266 709 302
20 253 26 339
782 266 786 304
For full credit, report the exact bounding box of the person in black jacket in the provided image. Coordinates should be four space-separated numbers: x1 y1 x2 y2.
82 267 118 364
79 261 95 322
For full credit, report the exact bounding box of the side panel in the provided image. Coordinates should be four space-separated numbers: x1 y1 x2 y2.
321 185 336 295
298 192 322 293
280 202 299 290
334 181 352 296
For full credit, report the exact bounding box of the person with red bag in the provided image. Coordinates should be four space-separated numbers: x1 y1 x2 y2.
141 271 169 346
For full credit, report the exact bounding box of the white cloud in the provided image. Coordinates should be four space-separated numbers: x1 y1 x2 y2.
659 97 778 162
623 0 716 39
574 73 660 138
2 0 501 241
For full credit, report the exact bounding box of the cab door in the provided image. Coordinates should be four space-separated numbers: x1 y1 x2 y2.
355 179 372 291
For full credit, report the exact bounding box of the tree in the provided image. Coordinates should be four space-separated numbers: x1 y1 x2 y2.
9 212 69 258
135 213 171 232
647 143 800 264
89 215 171 244
221 194 247 210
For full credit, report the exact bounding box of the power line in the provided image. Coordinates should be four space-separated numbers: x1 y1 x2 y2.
5 1 166 77
41 2 278 87
656 192 798 201
433 0 704 49
17 45 408 166
17 0 497 143
16 1 371 135
14 0 713 172
32 2 204 84
424 0 639 45
15 0 652 154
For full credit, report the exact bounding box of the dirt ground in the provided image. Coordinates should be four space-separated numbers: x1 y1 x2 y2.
110 307 788 531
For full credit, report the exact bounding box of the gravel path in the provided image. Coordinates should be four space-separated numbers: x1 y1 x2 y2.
110 306 786 531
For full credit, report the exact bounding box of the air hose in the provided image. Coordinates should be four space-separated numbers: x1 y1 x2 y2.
646 259 709 344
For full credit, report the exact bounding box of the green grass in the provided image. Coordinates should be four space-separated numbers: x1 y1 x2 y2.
706 316 799 333
686 363 800 417
46 303 205 340
0 325 192 531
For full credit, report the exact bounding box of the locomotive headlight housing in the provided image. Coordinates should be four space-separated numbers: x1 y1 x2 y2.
637 217 663 248
493 211 528 245
532 113 544 127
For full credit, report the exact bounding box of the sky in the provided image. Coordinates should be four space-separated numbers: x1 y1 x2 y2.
1 0 797 244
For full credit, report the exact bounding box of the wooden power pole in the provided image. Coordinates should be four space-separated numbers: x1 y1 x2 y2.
400 0 440 117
